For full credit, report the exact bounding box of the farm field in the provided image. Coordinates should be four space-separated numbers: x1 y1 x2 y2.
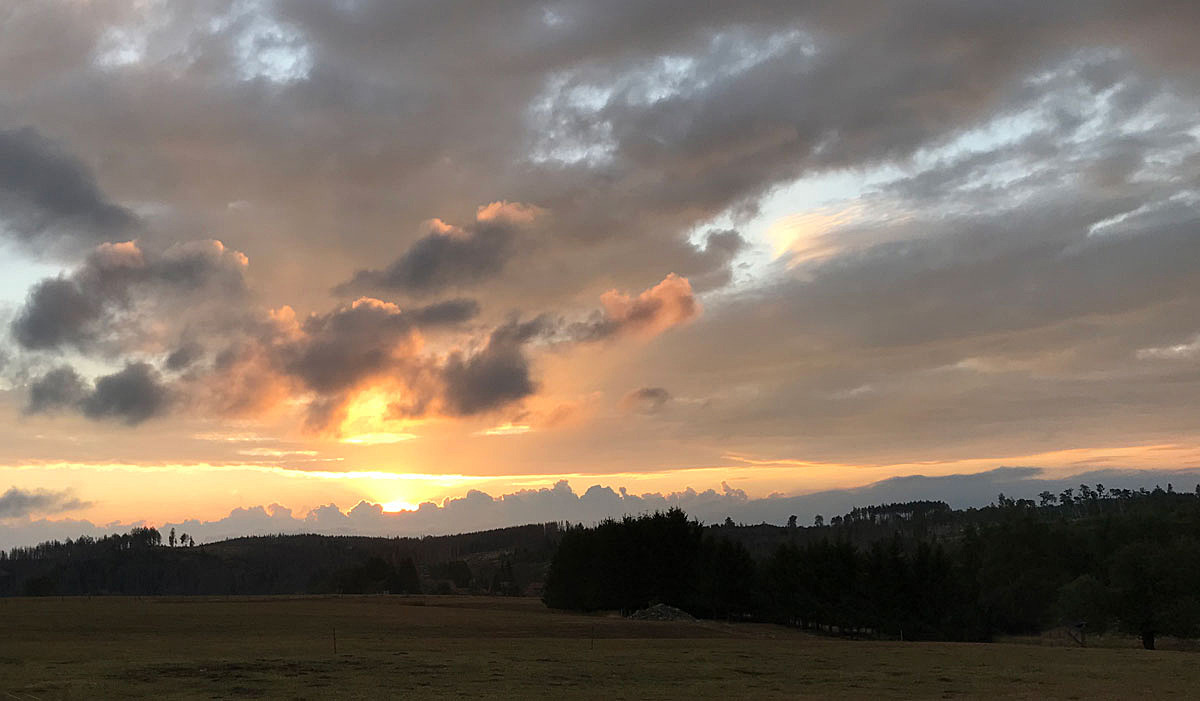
1 596 1197 699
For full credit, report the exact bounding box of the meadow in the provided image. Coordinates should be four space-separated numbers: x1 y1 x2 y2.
1 596 1198 699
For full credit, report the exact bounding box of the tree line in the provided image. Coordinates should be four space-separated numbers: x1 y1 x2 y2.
544 484 1200 649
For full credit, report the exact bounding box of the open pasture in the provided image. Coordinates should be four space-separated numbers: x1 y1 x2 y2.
1 596 1196 699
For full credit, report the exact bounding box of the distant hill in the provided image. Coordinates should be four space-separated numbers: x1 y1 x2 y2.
0 523 561 597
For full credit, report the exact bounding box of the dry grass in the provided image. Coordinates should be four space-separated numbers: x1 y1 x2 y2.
0 595 1197 699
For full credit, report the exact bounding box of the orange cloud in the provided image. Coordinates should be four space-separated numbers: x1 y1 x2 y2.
596 273 700 339
475 200 544 225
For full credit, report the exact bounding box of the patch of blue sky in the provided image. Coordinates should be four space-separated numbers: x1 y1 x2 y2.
0 241 63 308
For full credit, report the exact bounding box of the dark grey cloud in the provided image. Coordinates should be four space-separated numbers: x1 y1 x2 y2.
334 202 548 298
9 240 249 354
25 362 171 425
283 297 478 396
0 487 89 520
409 298 483 326
80 362 171 425
338 221 515 296
11 277 104 351
684 230 746 291
0 127 137 251
26 365 88 415
440 317 548 416
164 342 203 371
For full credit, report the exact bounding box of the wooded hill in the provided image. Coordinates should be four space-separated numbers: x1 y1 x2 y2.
544 483 1200 649
0 523 561 598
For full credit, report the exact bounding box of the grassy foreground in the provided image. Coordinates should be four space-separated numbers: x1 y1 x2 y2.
0 596 1196 699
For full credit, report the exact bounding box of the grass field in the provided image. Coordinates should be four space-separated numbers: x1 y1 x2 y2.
1 596 1197 699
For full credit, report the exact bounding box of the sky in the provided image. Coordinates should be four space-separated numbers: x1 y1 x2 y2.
2 1 1200 547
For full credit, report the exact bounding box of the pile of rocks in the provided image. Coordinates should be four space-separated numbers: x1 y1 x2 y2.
627 603 697 622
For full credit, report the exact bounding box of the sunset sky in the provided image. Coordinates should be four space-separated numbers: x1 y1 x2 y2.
3 1 1200 547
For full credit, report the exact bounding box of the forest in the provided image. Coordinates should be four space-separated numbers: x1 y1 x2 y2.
4 483 1200 650
544 484 1200 649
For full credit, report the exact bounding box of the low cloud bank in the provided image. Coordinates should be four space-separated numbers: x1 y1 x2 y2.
3 467 1199 551
0 487 90 520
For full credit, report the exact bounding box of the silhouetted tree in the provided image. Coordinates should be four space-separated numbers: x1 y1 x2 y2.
387 557 421 594
1054 574 1110 638
544 509 705 612
1109 540 1200 649
490 558 519 596
697 537 755 618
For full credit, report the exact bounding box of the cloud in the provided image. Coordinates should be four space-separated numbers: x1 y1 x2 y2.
571 273 700 341
26 365 89 414
336 202 543 296
1137 335 1200 361
273 296 481 429
11 260 699 432
164 341 204 371
682 230 748 291
25 362 171 425
440 317 548 416
11 277 104 351
621 386 671 413
80 362 171 425
0 487 89 520
12 262 539 431
283 297 477 395
10 239 249 353
0 127 137 251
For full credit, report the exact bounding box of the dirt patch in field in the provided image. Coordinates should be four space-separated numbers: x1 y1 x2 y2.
628 604 697 622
